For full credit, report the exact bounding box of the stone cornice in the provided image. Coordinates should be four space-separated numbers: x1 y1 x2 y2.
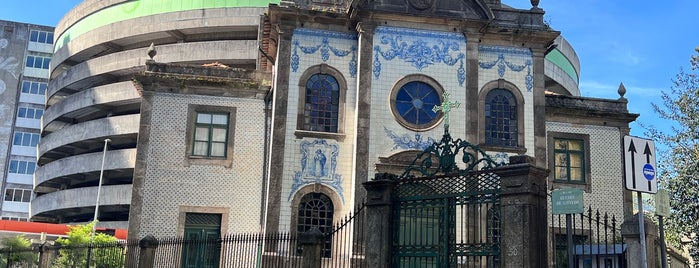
545 94 640 126
133 61 271 99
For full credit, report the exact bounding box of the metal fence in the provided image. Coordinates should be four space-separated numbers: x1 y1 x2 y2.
152 233 302 268
552 206 626 268
392 171 502 267
0 204 366 268
321 202 366 268
0 240 138 268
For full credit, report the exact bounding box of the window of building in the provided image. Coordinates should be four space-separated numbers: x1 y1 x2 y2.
0 217 28 222
296 193 334 258
553 138 585 183
548 132 591 191
192 112 229 157
390 75 444 131
4 189 31 203
17 107 44 119
302 74 340 133
295 65 347 140
185 105 236 167
25 55 51 70
29 30 53 44
8 160 36 175
485 89 518 147
12 132 40 147
21 81 48 95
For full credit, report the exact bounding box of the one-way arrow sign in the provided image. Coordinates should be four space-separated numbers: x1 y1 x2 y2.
623 136 657 194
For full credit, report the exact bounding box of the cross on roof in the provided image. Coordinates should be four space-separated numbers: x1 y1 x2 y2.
432 91 460 132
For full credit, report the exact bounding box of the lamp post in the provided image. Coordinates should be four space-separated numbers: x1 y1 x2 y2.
91 138 111 240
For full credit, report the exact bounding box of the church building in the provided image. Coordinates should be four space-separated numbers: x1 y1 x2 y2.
36 0 637 250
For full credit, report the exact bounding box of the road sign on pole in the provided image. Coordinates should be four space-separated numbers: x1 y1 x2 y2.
623 135 657 194
656 189 670 217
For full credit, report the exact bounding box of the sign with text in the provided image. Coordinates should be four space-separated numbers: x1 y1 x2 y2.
623 136 658 194
552 188 584 214
655 189 670 217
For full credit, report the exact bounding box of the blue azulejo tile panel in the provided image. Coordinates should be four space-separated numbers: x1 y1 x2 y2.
373 26 467 86
288 139 344 203
384 126 436 150
488 151 510 166
291 28 358 77
479 45 534 91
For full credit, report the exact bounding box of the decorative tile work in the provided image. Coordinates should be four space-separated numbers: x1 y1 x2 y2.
288 139 344 203
478 45 533 91
384 126 436 150
291 28 358 77
373 27 466 86
489 152 510 165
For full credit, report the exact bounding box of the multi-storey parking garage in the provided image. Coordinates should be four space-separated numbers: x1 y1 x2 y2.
34 0 276 229
34 0 580 229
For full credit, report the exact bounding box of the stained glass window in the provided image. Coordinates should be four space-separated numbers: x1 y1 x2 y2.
394 81 441 129
303 74 340 133
485 89 517 146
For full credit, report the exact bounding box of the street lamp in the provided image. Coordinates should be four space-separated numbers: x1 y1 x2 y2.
91 138 110 240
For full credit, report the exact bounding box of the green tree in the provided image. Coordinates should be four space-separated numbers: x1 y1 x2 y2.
53 222 124 268
0 235 36 267
647 47 699 259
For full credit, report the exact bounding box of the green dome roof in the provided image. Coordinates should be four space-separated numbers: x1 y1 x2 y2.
56 0 279 51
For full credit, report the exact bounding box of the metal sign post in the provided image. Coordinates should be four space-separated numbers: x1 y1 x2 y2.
552 188 584 268
623 135 658 268
636 192 648 268
656 189 671 268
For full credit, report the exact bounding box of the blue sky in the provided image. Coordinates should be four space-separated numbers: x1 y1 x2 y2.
2 0 697 137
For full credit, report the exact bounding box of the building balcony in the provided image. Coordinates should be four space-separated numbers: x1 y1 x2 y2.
37 114 139 165
34 148 136 193
30 184 132 223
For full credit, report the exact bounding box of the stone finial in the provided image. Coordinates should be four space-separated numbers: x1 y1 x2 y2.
531 0 539 8
618 82 627 101
147 43 156 60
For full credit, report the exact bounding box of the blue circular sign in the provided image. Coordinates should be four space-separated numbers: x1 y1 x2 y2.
643 164 655 180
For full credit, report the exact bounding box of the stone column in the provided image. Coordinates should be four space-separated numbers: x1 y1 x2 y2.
531 48 547 168
300 227 324 268
265 22 295 243
622 214 660 268
493 155 549 267
362 173 395 267
137 235 159 268
353 21 377 204
464 32 480 144
127 89 154 239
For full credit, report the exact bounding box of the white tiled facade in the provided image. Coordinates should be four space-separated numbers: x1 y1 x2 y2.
547 121 625 220
278 29 359 231
478 45 536 155
368 27 467 179
136 93 266 237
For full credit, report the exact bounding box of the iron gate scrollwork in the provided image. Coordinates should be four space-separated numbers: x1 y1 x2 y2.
392 131 503 267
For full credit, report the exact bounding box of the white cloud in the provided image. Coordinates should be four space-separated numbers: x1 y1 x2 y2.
610 51 643 66
579 80 662 99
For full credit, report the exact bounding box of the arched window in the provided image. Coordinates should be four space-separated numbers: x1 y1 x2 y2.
485 89 518 146
297 193 334 257
303 74 340 133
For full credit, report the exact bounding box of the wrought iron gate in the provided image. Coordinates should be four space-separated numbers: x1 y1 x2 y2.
391 131 502 267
